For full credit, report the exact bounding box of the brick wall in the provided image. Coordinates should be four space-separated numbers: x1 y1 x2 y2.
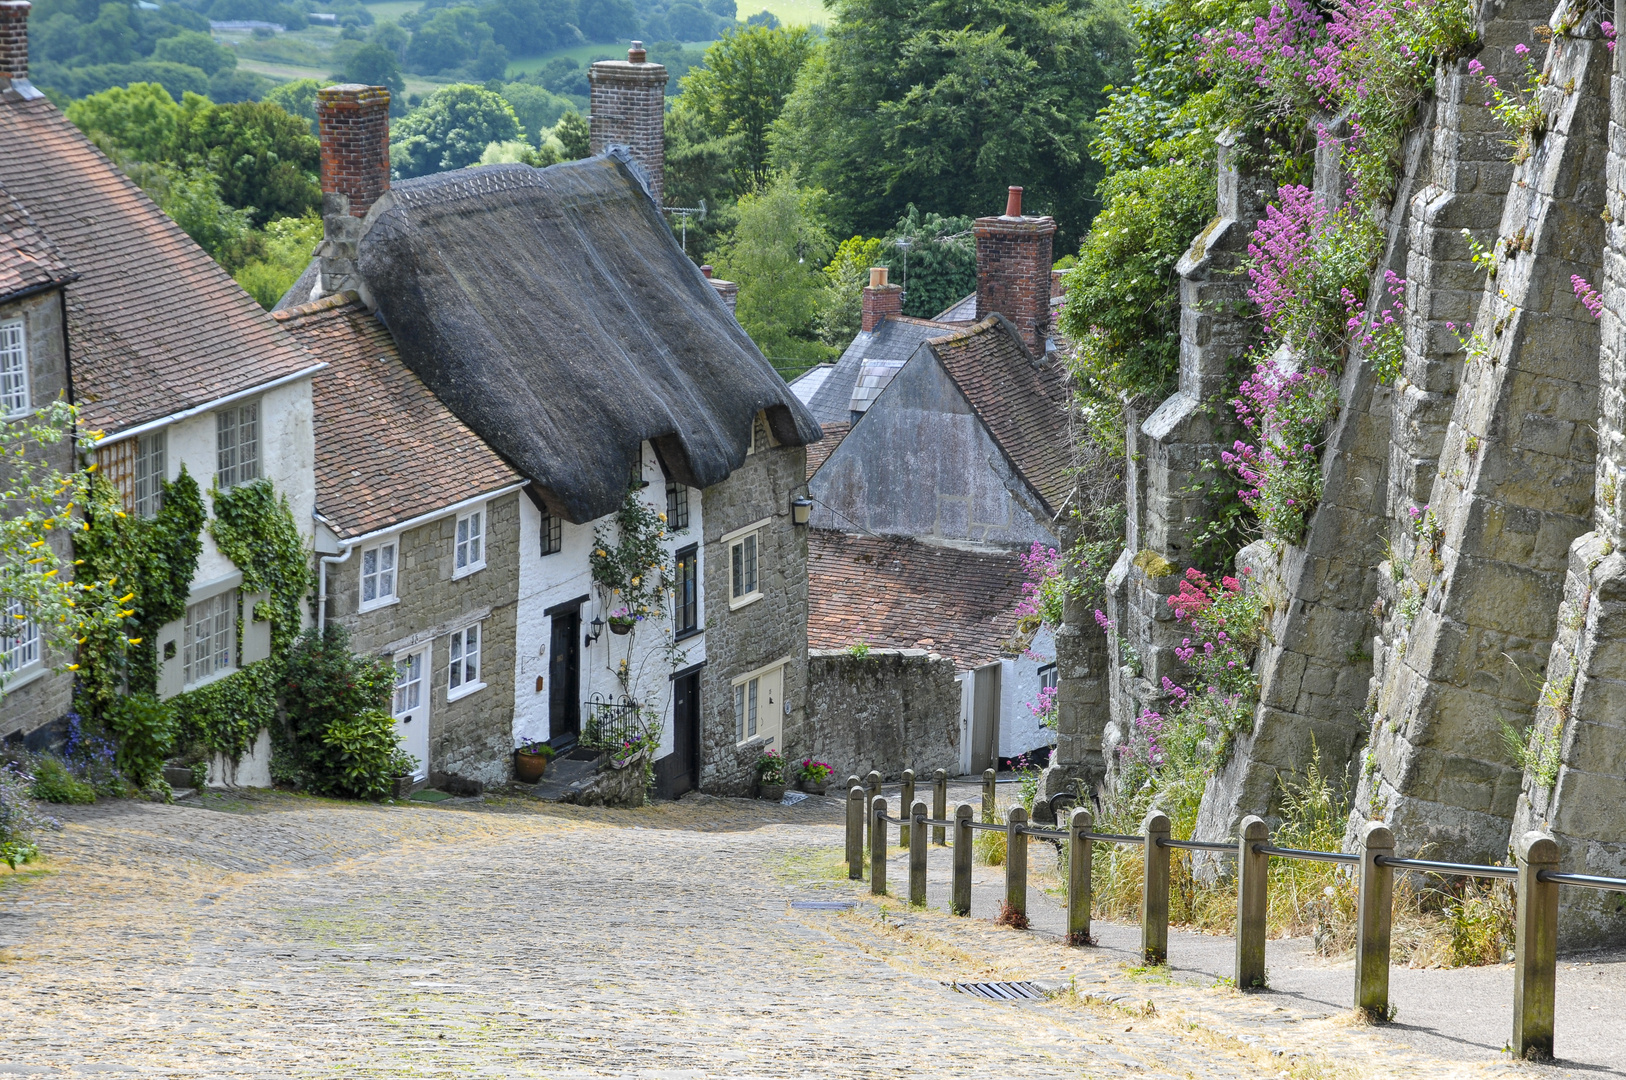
0 0 28 81
861 280 902 332
589 48 668 207
317 84 391 219
974 195 1055 354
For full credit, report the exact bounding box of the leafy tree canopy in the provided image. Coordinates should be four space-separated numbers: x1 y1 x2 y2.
171 95 321 225
391 83 523 177
675 24 817 190
712 172 836 362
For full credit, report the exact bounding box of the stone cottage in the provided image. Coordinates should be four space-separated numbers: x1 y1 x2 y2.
0 9 320 781
0 184 77 738
273 292 527 789
280 69 822 797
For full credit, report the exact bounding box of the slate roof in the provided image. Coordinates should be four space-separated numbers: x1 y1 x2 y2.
805 421 849 479
804 316 956 427
353 152 822 523
0 96 317 433
807 530 1023 668
273 293 523 540
929 315 1073 515
0 185 75 304
933 292 979 323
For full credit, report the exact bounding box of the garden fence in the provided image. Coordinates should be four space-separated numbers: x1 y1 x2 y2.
840 768 1626 1061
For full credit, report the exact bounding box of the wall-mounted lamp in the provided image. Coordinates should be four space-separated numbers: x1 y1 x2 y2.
586 615 605 647
791 495 813 526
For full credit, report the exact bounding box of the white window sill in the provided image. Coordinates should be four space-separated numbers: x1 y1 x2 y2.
735 733 775 750
452 562 486 581
359 596 400 614
729 591 763 611
183 666 238 694
0 663 49 695
446 680 486 702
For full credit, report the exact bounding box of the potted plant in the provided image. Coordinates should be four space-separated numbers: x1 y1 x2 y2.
514 742 555 783
756 748 786 801
607 606 638 635
797 758 833 795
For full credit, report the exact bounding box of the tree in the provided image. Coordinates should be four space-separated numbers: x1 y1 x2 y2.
233 212 323 309
769 0 1134 249
403 5 492 73
341 41 406 100
390 83 523 177
80 2 140 65
576 0 636 42
499 81 573 145
207 68 271 103
171 96 321 224
150 29 235 75
712 173 835 361
676 24 817 189
65 81 181 161
264 77 321 129
553 110 589 158
817 233 886 344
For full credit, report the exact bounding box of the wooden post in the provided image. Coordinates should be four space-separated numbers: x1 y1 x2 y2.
1005 805 1028 924
870 795 888 897
982 768 996 822
952 802 973 916
845 784 866 880
1353 821 1394 1018
900 768 915 846
1236 815 1270 990
909 799 928 906
1513 831 1560 1060
1068 806 1093 945
932 768 948 846
866 771 882 858
1140 810 1170 964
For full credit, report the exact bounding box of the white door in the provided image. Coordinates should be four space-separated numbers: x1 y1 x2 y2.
392 649 430 781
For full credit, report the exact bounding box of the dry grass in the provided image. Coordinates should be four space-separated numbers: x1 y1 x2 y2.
995 900 1031 929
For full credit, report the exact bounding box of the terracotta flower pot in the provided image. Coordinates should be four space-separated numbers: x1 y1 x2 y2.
514 750 552 783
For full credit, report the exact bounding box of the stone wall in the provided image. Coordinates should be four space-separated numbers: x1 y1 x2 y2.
698 438 809 795
805 648 960 780
330 492 521 787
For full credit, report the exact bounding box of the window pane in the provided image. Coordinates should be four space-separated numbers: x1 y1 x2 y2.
734 684 744 742
732 541 742 598
469 512 482 564
1 321 29 415
362 548 377 602
744 534 757 594
464 623 479 683
449 631 463 688
134 432 166 518
380 543 395 598
747 678 758 737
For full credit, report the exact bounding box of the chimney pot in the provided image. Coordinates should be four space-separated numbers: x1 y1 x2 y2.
628 39 646 63
1005 186 1023 218
0 0 31 82
868 266 889 289
701 264 714 279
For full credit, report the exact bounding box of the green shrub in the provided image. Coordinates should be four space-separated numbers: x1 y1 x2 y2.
309 711 416 800
283 625 402 799
104 693 176 788
29 756 96 805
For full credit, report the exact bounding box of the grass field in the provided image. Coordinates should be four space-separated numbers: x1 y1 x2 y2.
362 0 425 22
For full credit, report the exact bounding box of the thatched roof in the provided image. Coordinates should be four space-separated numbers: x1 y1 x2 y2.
355 152 822 523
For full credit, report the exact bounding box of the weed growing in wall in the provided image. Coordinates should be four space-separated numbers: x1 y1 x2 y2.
1470 43 1545 164
1222 360 1341 544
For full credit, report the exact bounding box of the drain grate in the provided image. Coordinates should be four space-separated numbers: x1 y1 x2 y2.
945 981 1045 1001
790 900 856 911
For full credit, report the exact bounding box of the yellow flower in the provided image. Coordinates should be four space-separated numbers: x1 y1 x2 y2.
88 430 104 440
595 549 607 557
86 463 97 472
66 663 79 671
42 568 57 578
658 513 667 521
115 511 126 518
81 521 89 530
76 637 86 644
28 540 42 549
127 637 142 645
118 609 134 618
27 556 45 564
73 559 83 565
117 592 135 604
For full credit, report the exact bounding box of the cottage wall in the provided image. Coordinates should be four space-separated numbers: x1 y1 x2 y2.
805 649 960 780
0 288 73 740
329 492 521 787
699 439 809 795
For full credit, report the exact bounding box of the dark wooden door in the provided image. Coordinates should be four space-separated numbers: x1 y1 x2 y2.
669 670 700 797
549 610 580 743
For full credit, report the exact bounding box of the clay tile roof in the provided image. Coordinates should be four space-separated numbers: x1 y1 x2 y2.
273 293 523 539
928 315 1072 515
0 184 75 303
0 97 316 433
805 421 849 479
807 530 1024 668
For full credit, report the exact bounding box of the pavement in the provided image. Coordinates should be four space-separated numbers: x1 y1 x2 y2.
0 782 1619 1078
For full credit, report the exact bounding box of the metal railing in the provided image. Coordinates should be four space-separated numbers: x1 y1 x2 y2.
839 769 1626 1062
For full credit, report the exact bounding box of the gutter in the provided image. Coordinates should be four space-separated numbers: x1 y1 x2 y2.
94 363 328 448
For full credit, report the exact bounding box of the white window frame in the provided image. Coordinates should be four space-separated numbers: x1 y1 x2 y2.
359 539 399 612
732 657 788 747
215 399 260 489
393 650 425 716
453 506 486 579
1 596 41 678
446 621 484 700
133 430 166 519
182 589 236 689
0 319 29 417
723 517 769 610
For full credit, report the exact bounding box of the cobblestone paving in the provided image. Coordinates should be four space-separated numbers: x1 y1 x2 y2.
0 789 1607 1078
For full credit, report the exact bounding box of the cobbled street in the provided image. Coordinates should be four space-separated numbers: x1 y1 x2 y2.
0 789 1622 1079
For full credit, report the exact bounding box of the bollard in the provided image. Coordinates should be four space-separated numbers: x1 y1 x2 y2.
866 771 882 859
909 799 928 906
845 774 861 804
1141 810 1171 963
1068 807 1093 945
982 767 997 825
870 796 889 896
1236 815 1270 990
1354 821 1394 1018
932 768 948 846
1005 805 1028 924
900 768 915 846
1513 831 1560 1060
845 785 866 880
952 803 973 916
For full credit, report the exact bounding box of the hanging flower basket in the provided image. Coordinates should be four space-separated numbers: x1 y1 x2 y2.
608 616 636 635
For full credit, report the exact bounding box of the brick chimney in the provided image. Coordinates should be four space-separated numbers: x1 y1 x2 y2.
0 0 43 99
589 42 668 206
314 83 390 299
974 186 1056 354
861 266 902 332
700 264 738 313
